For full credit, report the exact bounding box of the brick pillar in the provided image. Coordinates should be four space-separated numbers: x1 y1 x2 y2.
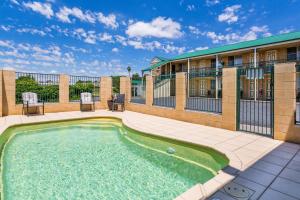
100 76 112 109
120 76 131 102
2 70 16 116
175 72 186 111
145 75 153 106
274 63 296 140
59 74 69 103
0 70 2 117
222 68 237 131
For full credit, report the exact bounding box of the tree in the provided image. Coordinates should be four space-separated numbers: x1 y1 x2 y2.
15 76 59 103
111 76 120 94
132 73 141 80
127 66 131 78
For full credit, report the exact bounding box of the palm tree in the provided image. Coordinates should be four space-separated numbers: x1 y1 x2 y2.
127 66 131 78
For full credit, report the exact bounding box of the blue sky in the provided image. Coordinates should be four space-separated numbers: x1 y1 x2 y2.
0 0 299 76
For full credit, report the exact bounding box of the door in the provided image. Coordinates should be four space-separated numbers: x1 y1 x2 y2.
237 66 274 137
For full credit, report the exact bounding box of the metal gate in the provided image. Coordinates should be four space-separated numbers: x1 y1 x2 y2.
237 65 274 137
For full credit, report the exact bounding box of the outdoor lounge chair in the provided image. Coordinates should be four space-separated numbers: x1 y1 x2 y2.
80 92 95 111
22 92 44 116
112 94 125 112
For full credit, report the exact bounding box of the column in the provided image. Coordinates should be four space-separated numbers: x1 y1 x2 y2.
274 63 296 140
120 76 131 102
222 67 237 131
59 74 69 103
175 72 186 111
2 70 16 116
145 75 153 106
100 76 112 108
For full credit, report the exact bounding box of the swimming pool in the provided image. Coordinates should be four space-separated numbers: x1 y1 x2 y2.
0 118 228 200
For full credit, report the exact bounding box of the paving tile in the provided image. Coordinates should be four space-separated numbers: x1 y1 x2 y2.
269 149 295 160
208 191 235 200
261 154 290 167
251 160 283 176
279 168 300 184
286 160 300 172
233 177 266 200
259 189 298 200
270 177 300 199
239 167 276 186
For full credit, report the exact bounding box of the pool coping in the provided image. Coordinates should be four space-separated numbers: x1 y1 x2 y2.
0 110 284 200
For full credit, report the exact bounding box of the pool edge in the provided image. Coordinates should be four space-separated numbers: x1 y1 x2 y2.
0 113 238 200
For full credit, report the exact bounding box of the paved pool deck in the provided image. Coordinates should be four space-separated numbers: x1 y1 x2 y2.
0 110 299 200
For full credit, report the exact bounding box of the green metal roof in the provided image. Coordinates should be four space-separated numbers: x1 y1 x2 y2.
142 31 300 72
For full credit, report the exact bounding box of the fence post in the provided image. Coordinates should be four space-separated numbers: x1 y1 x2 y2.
100 76 112 109
222 68 237 131
274 63 297 141
59 74 69 103
120 76 131 102
2 70 16 116
145 75 153 106
175 72 186 111
0 70 2 117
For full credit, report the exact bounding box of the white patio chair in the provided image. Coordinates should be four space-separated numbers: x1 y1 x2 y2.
80 92 95 111
22 92 45 116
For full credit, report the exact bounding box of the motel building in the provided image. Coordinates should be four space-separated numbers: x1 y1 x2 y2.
137 31 300 137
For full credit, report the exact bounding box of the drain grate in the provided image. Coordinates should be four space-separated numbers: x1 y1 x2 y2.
222 182 254 200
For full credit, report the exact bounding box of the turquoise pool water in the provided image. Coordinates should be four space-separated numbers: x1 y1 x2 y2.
1 118 228 200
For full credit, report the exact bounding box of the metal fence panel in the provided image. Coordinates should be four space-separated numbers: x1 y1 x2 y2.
15 72 59 104
237 65 274 137
186 68 222 113
131 79 146 104
69 75 100 102
153 74 176 108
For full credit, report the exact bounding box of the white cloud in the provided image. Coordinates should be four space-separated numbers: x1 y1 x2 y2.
98 33 114 43
127 39 185 54
112 47 119 52
126 17 183 39
205 25 271 44
188 26 205 35
279 27 295 34
187 5 195 11
115 35 127 46
206 0 220 6
218 5 241 24
56 6 96 23
10 0 20 5
16 28 47 36
192 46 209 52
97 12 118 29
0 40 14 48
23 1 54 19
0 25 14 32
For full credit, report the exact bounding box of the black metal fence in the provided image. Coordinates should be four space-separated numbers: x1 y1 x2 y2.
15 72 59 104
186 68 222 113
237 65 274 137
69 75 100 102
296 65 300 124
131 79 146 104
153 74 176 108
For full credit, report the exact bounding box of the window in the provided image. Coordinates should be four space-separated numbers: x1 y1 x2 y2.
287 47 297 61
249 80 255 99
249 53 259 67
228 56 234 67
199 80 206 96
266 50 277 63
234 55 243 67
211 59 216 68
266 79 271 100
